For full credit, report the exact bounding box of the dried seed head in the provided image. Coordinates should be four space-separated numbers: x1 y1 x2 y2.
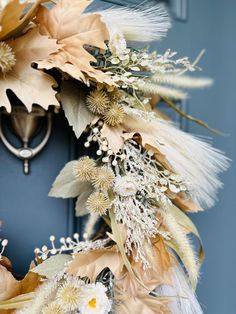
109 89 123 102
86 90 110 115
103 104 125 126
92 167 115 191
56 283 80 312
42 303 63 314
0 42 16 74
86 192 110 215
74 157 96 181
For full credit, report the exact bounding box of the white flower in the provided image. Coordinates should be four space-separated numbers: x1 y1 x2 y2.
109 33 127 56
113 175 138 197
78 282 111 314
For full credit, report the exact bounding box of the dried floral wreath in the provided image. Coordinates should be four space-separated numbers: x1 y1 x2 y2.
0 1 229 314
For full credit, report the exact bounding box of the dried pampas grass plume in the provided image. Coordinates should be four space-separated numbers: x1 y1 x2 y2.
99 4 171 42
152 74 213 89
86 90 110 115
161 207 199 288
138 82 188 100
125 108 230 208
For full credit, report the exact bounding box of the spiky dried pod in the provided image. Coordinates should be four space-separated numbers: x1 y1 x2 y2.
86 89 110 115
103 104 125 126
86 192 111 215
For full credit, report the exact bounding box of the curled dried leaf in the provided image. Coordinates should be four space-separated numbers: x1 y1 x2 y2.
0 0 45 41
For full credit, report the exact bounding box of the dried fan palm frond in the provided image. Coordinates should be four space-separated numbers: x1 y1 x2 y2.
99 4 171 42
122 108 230 208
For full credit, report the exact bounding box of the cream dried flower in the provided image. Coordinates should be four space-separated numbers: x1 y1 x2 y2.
56 282 80 312
103 103 125 126
0 42 16 74
92 167 115 191
114 175 138 197
42 302 63 314
78 282 112 314
86 192 111 215
86 89 110 115
73 157 96 181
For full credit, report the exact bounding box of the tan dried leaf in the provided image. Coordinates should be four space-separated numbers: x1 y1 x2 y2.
36 0 114 84
0 264 40 302
0 265 20 301
0 0 44 40
0 256 12 272
100 112 165 154
0 28 60 112
111 239 173 314
115 240 173 298
66 248 124 282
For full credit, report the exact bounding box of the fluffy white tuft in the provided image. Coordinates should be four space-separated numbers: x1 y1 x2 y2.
153 118 230 208
99 4 171 42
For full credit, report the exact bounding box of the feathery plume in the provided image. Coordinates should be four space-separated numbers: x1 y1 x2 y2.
151 74 213 89
138 82 188 100
99 5 171 42
125 108 230 208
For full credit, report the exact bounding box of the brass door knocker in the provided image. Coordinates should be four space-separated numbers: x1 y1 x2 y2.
0 106 52 174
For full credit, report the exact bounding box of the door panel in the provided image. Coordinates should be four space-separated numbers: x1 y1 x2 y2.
0 113 76 274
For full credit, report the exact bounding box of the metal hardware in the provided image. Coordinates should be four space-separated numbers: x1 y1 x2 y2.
0 106 52 175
